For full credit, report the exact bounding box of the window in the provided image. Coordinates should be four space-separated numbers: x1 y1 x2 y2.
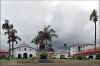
24 48 26 51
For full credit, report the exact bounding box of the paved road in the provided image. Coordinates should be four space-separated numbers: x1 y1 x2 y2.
1 60 100 66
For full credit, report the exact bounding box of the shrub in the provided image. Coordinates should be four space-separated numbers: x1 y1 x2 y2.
0 55 6 59
32 56 37 60
40 51 48 59
77 56 85 60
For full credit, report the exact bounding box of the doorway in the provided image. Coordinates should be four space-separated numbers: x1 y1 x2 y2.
23 53 28 58
29 54 33 58
18 54 21 58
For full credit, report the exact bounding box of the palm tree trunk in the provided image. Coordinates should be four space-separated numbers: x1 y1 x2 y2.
95 22 96 51
8 36 11 60
37 44 38 50
46 39 47 50
12 42 14 58
8 42 11 60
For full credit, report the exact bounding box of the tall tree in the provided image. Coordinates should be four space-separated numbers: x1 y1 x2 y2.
10 29 21 57
39 25 58 50
2 19 21 59
2 19 13 59
31 25 58 51
90 9 98 51
43 25 58 48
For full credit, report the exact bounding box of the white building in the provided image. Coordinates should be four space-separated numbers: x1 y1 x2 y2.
13 44 37 58
69 44 95 57
69 44 79 56
79 44 95 52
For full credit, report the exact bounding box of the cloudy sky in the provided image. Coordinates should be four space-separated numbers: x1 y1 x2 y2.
0 0 99 52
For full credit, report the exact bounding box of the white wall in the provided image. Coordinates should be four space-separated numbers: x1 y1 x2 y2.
70 46 79 56
55 52 69 58
14 47 36 58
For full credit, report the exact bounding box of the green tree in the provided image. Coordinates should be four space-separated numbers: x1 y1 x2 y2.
43 25 58 46
2 19 21 59
31 36 40 50
10 29 21 57
31 25 58 51
2 19 13 59
31 32 45 50
90 9 98 51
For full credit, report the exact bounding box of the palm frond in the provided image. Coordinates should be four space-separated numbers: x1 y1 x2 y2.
47 25 51 29
12 29 17 33
90 14 93 20
7 39 11 43
15 41 18 44
50 34 58 38
9 24 13 29
2 22 9 30
4 32 8 35
50 29 55 33
31 40 34 43
17 36 21 41
90 9 98 21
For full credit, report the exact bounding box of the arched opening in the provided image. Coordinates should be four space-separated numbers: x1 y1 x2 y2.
60 55 65 59
18 54 21 58
29 54 33 58
96 55 100 60
23 53 27 58
89 55 93 59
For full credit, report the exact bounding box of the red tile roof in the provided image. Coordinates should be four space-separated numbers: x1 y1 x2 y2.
74 47 100 55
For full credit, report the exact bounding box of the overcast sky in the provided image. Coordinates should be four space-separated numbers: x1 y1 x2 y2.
0 0 99 52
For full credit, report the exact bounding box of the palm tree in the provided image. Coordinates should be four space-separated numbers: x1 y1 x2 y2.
2 19 13 59
10 29 21 58
43 25 58 48
90 9 98 51
31 25 58 51
31 33 45 50
38 31 45 50
31 36 40 50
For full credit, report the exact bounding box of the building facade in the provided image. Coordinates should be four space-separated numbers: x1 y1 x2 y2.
70 44 100 59
13 44 37 58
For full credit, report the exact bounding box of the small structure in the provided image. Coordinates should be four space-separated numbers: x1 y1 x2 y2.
55 52 70 59
48 52 55 59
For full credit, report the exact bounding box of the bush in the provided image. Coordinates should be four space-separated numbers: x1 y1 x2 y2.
77 56 85 60
0 55 9 60
40 51 48 59
32 56 37 60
